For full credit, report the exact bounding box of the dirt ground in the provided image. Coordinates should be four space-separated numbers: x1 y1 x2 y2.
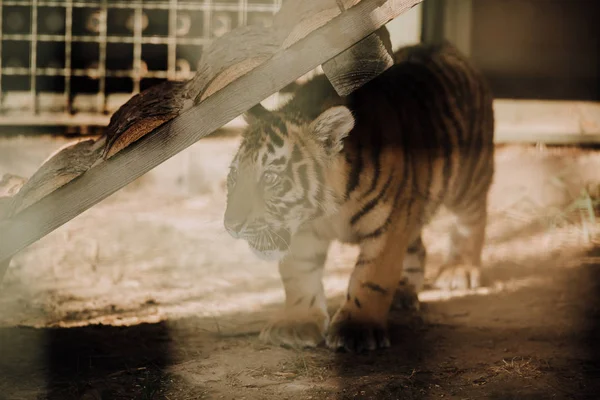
1 134 599 400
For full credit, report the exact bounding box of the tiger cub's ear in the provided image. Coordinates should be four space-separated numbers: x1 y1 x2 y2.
243 103 271 125
309 106 355 154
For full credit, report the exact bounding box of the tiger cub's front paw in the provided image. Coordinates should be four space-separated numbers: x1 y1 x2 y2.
259 309 330 349
326 308 390 353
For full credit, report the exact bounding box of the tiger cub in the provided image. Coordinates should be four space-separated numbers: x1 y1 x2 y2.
224 43 495 352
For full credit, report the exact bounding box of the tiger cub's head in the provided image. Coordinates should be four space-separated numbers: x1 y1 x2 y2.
224 103 354 261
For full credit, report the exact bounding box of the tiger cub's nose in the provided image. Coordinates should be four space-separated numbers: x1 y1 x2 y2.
224 213 247 238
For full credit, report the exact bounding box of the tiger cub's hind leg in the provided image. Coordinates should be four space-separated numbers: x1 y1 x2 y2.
393 235 426 312
435 197 488 291
402 235 427 292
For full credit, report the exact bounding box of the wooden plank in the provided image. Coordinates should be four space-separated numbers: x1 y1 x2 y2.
494 100 600 144
0 0 423 278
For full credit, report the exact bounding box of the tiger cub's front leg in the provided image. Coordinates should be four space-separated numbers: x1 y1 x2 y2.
259 227 331 348
326 224 409 353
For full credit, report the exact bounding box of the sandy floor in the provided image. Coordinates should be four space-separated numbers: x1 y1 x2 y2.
0 134 599 399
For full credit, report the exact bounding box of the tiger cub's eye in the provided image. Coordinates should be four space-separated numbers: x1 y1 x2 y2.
262 171 280 187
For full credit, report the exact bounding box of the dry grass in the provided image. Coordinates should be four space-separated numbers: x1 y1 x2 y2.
497 178 600 247
489 357 547 379
283 352 331 381
542 182 600 236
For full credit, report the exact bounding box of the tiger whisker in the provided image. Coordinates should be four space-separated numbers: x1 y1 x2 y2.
269 228 290 248
265 230 277 251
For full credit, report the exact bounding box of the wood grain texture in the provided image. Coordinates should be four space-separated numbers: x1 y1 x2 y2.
323 25 394 96
196 26 282 103
0 0 423 278
103 80 198 159
277 1 342 49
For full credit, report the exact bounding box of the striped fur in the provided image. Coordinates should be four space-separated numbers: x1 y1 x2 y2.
224 43 495 352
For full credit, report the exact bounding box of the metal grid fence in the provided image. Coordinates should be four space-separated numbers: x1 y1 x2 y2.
0 0 282 126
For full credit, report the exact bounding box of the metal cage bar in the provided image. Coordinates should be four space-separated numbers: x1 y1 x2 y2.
30 0 39 112
64 0 73 112
0 0 281 126
0 0 3 110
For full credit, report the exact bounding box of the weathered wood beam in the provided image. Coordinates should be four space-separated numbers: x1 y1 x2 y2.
494 99 600 144
323 25 395 96
0 0 423 281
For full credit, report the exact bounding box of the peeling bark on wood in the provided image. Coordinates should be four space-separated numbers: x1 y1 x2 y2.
103 80 197 160
14 140 105 214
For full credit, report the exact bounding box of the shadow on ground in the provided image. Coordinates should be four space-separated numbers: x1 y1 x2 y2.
0 322 208 400
2 247 600 399
330 247 600 400
582 246 600 398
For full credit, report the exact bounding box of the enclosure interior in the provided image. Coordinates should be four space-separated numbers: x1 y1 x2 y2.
1 1 599 399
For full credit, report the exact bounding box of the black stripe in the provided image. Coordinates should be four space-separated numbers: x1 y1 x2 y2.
406 80 433 204
298 164 309 192
464 158 493 206
357 218 392 240
429 57 468 148
361 282 389 295
363 129 382 198
405 67 453 201
267 126 284 148
294 297 304 306
356 258 375 267
354 297 362 308
310 296 316 307
272 156 286 166
273 118 288 137
386 102 413 212
345 141 363 198
350 172 394 226
407 238 423 253
291 145 303 163
454 78 489 204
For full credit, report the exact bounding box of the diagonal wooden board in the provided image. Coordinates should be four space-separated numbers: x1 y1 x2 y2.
0 0 423 280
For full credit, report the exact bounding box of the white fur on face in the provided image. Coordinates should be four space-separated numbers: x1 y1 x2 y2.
250 247 286 262
227 106 356 261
